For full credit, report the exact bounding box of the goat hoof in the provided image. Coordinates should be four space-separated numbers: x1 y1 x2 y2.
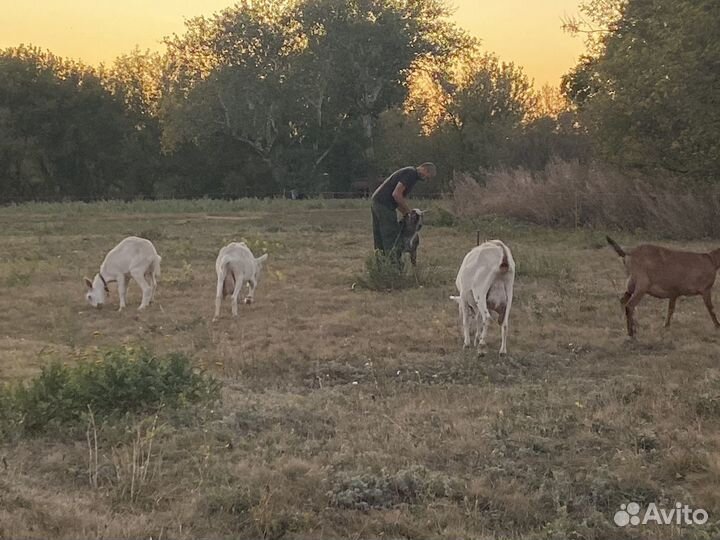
244 297 254 305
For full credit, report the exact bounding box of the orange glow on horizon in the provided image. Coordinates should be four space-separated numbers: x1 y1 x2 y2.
0 0 585 87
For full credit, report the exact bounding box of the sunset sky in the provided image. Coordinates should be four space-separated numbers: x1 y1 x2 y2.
0 0 585 87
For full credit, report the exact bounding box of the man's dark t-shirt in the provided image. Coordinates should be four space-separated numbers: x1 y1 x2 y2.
371 167 421 210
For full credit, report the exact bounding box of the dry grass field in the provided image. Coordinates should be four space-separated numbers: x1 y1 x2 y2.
0 199 719 539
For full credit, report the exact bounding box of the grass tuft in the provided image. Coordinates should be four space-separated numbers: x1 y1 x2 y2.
328 466 462 510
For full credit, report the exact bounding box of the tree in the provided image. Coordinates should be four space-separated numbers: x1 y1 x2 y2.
160 0 460 192
104 47 163 123
0 45 135 200
406 48 536 173
567 0 720 177
562 0 626 55
103 48 165 197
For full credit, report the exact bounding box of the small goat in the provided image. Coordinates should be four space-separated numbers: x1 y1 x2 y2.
451 240 515 355
214 242 268 320
607 236 720 336
84 236 161 311
398 209 424 266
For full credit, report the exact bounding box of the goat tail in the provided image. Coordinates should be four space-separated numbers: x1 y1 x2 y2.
606 236 626 258
498 242 510 271
153 255 162 279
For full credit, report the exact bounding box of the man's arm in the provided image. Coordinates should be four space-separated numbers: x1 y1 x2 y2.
392 183 411 216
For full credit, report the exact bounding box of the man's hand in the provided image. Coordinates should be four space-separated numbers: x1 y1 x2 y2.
392 183 411 216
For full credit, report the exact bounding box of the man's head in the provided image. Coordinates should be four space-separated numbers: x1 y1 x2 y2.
417 162 437 181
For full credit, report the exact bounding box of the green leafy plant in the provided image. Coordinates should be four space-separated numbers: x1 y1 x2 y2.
0 346 219 436
355 251 445 291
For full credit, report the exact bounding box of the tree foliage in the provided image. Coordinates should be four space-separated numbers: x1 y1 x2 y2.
0 46 135 199
565 0 720 178
160 0 461 191
0 1 591 201
403 47 550 174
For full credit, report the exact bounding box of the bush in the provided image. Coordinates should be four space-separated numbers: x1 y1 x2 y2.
0 347 219 436
355 251 445 291
357 251 407 290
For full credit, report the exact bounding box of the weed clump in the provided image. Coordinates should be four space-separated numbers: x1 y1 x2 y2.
0 346 219 436
328 466 462 510
355 251 444 291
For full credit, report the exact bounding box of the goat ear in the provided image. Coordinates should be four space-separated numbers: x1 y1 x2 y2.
449 295 461 304
84 277 93 289
256 253 268 264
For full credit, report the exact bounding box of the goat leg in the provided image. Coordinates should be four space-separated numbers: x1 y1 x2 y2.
619 291 632 336
664 297 677 328
624 290 646 337
702 289 720 329
409 237 419 267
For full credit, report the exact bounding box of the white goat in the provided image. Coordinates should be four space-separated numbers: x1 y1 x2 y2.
84 236 161 311
450 240 515 355
214 242 268 320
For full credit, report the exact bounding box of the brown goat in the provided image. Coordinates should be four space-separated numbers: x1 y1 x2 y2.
607 236 720 336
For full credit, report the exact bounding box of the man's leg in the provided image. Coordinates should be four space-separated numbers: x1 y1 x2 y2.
372 205 385 252
374 203 401 262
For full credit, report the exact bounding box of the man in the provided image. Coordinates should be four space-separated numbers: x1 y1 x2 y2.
370 162 437 258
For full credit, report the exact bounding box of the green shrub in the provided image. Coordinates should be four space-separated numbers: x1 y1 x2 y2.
0 347 219 436
355 251 444 291
357 251 407 290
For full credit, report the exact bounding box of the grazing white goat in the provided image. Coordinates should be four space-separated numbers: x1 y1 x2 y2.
84 236 161 311
214 242 268 320
450 240 515 355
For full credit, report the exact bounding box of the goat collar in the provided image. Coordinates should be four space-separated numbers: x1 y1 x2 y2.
99 273 110 293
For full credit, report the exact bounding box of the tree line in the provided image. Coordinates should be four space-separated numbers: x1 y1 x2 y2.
0 0 716 202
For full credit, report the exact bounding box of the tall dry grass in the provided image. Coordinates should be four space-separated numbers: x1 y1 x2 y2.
452 160 720 238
